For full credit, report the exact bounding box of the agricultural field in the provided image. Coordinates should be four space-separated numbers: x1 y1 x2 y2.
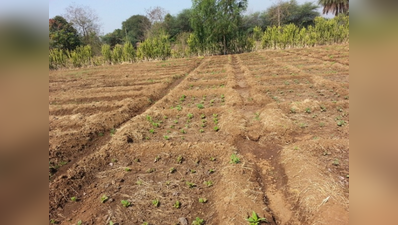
49 44 349 225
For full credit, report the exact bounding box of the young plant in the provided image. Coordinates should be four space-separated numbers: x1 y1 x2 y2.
77 220 82 225
200 129 204 133
254 112 260 120
176 105 182 111
146 168 155 173
213 126 219 132
152 199 159 207
305 108 311 114
210 157 216 161
170 167 176 173
203 180 213 187
149 129 155 134
246 211 267 225
187 113 194 119
186 181 196 188
125 167 131 172
190 169 196 173
154 155 161 162
136 180 143 185
174 200 181 209
199 198 208 203
177 155 183 164
208 169 215 174
192 217 204 225
121 200 131 207
230 154 240 164
197 104 204 109
163 135 170 140
180 129 186 134
100 195 109 203
201 114 206 119
71 196 77 202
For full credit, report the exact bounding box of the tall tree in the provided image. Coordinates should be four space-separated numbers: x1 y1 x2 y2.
191 0 248 54
266 0 319 27
122 15 151 46
101 29 124 47
63 4 101 45
318 0 349 16
49 16 81 50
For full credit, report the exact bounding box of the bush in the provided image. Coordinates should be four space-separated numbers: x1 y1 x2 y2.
101 44 112 64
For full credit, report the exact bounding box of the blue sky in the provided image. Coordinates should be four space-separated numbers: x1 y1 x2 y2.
49 0 330 34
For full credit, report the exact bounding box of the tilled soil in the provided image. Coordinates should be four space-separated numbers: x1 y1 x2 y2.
49 44 349 225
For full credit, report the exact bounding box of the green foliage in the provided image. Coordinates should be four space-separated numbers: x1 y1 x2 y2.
199 198 208 203
122 15 151 45
65 45 92 67
192 217 204 225
152 199 159 207
123 41 136 62
49 48 67 69
100 194 109 203
253 26 263 41
71 196 77 202
112 44 123 64
121 200 131 207
246 211 267 225
49 16 81 51
137 30 171 60
174 200 181 208
230 154 240 164
101 44 112 64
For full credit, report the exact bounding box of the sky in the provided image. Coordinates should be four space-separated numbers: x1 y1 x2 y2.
49 0 332 35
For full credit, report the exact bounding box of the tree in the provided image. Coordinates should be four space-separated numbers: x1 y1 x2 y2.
122 15 151 46
101 29 124 47
318 0 349 16
145 6 168 24
190 0 248 54
49 16 81 50
63 4 101 45
175 9 193 33
266 0 319 27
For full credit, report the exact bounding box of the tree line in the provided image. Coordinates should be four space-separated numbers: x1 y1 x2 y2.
49 0 349 69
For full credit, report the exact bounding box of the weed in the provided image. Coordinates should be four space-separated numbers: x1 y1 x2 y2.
203 180 213 187
192 217 204 225
200 129 204 133
125 167 131 172
197 104 204 109
100 195 109 203
177 155 183 164
199 198 208 203
162 163 173 172
213 126 219 132
246 211 267 225
71 196 77 202
186 181 196 188
174 200 181 209
121 200 131 207
152 199 159 207
230 154 240 164
147 168 155 173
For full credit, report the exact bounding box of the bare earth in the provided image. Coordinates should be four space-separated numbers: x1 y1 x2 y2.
49 44 349 225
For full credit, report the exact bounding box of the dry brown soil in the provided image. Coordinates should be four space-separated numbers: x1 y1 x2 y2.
49 44 349 225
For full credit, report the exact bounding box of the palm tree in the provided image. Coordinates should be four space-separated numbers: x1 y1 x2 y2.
318 0 349 16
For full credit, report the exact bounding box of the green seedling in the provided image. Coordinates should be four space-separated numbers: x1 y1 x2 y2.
177 155 183 164
254 112 260 120
230 154 240 164
50 219 58 224
200 129 204 133
170 167 176 173
208 169 215 174
191 169 196 173
174 120 179 124
201 123 206 128
187 113 194 119
164 135 170 140
213 126 219 131
149 129 155 134
192 217 204 225
201 114 206 119
109 221 114 225
333 159 340 166
305 108 311 113
199 198 208 203
197 104 204 109
210 157 216 161
174 200 181 209
290 108 296 114
337 120 346 126
77 220 82 225
204 180 213 187
110 128 116 135
146 115 152 122
147 168 155 173
135 158 140 162
152 199 159 207
154 155 161 162
121 200 131 207
164 116 168 119
320 105 327 112
246 211 267 225
125 167 131 172
71 196 77 202
213 114 218 118
100 195 108 203
186 181 196 188
176 105 182 111
136 180 143 185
